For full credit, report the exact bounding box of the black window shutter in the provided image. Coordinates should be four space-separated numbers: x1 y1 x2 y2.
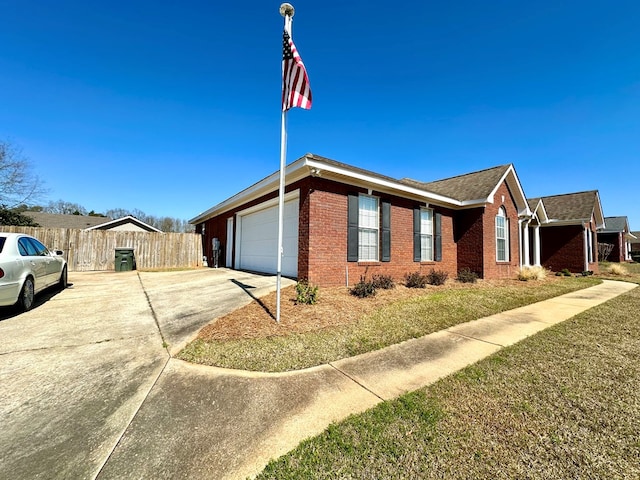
434 212 442 262
413 208 421 262
347 194 359 262
381 200 391 262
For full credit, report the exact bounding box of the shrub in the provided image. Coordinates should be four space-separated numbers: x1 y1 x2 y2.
295 281 319 305
372 274 395 290
561 268 572 277
457 268 478 283
350 276 376 298
517 266 547 281
581 270 594 276
607 263 628 276
426 269 448 286
404 271 428 288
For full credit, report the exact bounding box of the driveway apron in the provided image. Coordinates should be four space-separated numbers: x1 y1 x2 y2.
0 271 167 480
0 268 290 480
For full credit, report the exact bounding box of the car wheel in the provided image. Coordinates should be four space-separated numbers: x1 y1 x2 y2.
59 266 68 290
19 277 35 311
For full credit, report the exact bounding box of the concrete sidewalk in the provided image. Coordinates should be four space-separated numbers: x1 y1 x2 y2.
97 279 637 480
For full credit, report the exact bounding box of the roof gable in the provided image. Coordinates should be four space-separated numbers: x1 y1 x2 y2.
84 215 162 232
600 216 630 233
535 190 605 227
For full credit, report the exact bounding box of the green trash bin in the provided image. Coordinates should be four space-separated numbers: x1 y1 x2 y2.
115 248 136 272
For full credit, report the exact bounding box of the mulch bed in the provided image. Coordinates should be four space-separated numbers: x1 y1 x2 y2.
195 278 544 342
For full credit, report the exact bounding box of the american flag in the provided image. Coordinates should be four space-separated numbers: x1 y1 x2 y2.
282 29 312 111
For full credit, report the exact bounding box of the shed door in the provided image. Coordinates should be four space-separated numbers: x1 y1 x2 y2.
237 197 299 277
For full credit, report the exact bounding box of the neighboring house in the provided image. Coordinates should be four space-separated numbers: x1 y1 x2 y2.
527 191 604 274
597 216 634 262
23 212 114 230
190 154 531 286
84 215 163 233
19 212 162 232
631 231 640 254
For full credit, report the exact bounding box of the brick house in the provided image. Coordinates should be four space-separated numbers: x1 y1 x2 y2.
597 216 634 262
190 154 531 286
527 191 604 274
631 232 640 255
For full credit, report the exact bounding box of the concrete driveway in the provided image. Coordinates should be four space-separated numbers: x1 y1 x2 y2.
0 268 292 480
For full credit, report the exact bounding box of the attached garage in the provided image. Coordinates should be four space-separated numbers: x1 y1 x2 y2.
235 192 299 278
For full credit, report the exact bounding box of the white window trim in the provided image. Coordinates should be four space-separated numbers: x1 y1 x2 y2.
496 207 509 262
358 194 379 262
420 207 434 262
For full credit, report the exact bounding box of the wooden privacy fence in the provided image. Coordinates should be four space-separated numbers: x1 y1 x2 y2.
0 226 204 272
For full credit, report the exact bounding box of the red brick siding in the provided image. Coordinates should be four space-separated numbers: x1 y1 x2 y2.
540 221 599 273
304 177 459 286
454 208 484 277
481 182 520 279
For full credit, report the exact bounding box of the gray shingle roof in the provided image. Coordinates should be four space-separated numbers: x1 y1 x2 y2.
22 212 112 229
600 216 629 233
400 165 512 202
535 191 598 222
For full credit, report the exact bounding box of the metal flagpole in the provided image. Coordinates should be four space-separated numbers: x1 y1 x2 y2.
277 4 294 323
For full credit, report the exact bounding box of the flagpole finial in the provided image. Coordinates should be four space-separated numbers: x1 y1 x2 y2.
280 3 295 17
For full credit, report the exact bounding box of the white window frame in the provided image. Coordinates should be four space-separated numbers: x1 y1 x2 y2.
496 207 509 262
420 208 434 261
358 194 379 262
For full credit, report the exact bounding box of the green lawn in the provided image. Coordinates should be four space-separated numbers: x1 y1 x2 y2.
257 283 640 479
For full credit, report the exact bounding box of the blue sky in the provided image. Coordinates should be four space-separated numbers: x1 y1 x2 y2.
1 1 639 229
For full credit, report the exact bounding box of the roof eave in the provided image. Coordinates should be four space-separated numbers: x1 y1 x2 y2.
190 155 473 224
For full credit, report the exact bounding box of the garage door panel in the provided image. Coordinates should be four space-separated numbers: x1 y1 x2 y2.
238 198 298 277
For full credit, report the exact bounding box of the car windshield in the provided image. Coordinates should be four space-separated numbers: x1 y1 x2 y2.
0 236 6 253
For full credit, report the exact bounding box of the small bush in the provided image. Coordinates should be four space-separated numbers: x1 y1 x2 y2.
372 274 395 290
607 263 628 276
295 281 319 305
404 271 428 288
517 266 547 281
350 276 376 298
581 270 594 276
457 268 478 283
426 269 448 286
561 268 572 277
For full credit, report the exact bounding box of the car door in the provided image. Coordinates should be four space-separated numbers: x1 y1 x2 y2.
26 238 59 288
18 237 48 290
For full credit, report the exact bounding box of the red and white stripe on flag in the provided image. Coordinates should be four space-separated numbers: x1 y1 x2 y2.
282 30 312 111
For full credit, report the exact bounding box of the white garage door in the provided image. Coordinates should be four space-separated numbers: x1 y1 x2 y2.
237 196 299 277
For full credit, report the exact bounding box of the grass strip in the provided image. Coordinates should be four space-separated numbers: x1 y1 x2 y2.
257 284 640 479
178 277 599 372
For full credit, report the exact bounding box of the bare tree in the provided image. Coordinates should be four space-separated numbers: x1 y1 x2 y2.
598 243 614 261
44 200 88 215
0 140 47 207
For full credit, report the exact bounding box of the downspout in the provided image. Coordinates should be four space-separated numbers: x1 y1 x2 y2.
583 223 589 273
518 218 523 267
523 219 530 267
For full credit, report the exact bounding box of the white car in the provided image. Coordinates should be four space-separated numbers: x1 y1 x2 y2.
0 232 68 311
